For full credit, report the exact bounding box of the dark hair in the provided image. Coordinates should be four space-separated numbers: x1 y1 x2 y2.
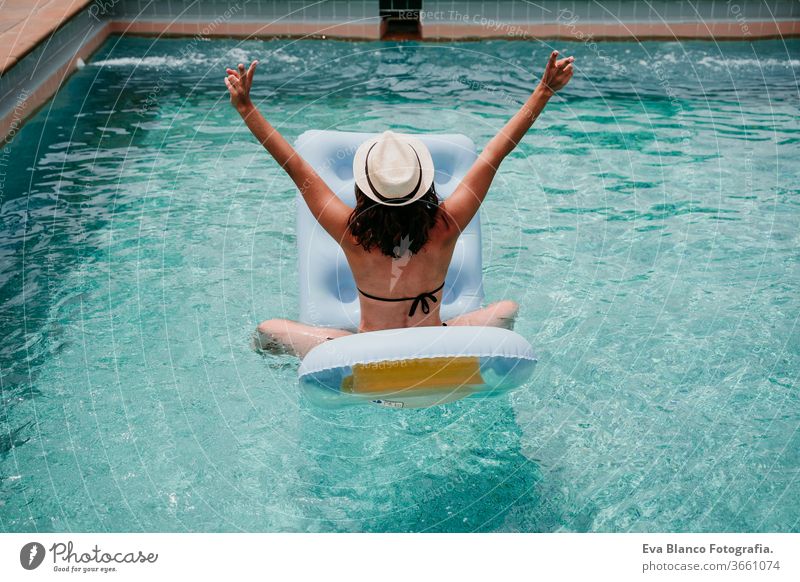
347 183 441 258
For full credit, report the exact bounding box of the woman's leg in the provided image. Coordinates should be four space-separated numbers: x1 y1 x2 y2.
255 318 353 358
444 300 519 330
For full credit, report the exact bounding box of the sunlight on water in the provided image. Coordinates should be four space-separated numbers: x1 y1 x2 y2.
0 36 798 532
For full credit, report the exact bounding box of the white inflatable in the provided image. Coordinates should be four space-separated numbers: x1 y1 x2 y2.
299 326 536 409
294 130 536 408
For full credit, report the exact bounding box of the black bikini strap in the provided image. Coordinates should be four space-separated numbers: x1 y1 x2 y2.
408 281 445 317
357 281 446 317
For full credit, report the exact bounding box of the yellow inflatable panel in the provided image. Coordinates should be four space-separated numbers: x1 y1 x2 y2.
342 357 484 395
298 326 537 409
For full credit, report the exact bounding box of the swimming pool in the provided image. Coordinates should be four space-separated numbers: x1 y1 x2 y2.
1 35 798 532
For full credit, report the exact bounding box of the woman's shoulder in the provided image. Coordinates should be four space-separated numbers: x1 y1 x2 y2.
433 206 462 243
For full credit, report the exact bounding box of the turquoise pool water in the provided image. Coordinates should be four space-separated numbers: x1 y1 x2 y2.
1 36 798 532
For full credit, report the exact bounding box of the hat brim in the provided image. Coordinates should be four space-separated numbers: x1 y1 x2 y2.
353 133 435 207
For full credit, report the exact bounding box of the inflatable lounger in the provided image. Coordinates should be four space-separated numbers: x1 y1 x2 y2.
294 130 536 408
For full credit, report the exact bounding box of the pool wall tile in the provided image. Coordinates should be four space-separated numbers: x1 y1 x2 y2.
0 5 110 143
125 0 790 25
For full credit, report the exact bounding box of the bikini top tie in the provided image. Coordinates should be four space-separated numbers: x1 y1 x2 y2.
357 281 446 317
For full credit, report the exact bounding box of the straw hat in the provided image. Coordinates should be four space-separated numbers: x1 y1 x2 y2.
353 131 434 206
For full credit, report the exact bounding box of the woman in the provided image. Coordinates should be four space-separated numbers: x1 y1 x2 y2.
224 50 574 358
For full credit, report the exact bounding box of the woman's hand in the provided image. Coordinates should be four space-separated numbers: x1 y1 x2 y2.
537 50 574 96
225 60 258 114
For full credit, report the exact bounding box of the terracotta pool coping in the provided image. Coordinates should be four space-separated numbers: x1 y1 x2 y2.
421 19 800 40
0 20 110 144
108 19 382 40
109 18 800 41
0 0 92 75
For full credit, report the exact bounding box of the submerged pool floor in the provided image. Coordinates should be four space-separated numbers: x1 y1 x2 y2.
0 36 798 532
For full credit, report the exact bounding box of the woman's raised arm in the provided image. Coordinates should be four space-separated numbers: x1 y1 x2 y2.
441 51 574 232
225 61 351 241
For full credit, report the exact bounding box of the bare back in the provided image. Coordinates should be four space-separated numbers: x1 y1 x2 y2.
341 210 460 332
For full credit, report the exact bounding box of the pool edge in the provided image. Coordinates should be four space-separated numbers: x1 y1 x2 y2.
1 10 799 145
